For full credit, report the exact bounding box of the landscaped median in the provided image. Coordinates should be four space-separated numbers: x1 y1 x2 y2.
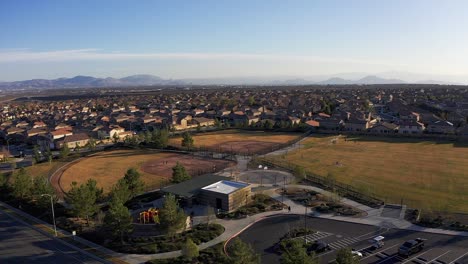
110 223 224 254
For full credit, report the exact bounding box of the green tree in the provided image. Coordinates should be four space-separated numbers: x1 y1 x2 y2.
144 130 152 144
280 239 317 264
181 132 194 150
171 162 191 183
182 238 199 260
32 175 56 209
65 179 101 225
293 166 307 180
110 178 131 204
158 129 169 148
104 200 133 243
12 168 33 200
336 248 360 264
214 118 222 128
112 132 119 143
159 194 186 238
46 146 53 164
86 137 96 151
263 120 274 130
123 168 145 199
228 237 260 264
248 96 255 106
60 144 70 159
33 145 41 164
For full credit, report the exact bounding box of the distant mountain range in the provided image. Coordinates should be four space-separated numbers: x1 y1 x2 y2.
315 75 405 85
0 74 184 89
0 74 460 89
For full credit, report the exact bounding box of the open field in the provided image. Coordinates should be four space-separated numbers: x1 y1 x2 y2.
169 130 302 154
59 150 235 193
268 135 468 213
24 161 68 179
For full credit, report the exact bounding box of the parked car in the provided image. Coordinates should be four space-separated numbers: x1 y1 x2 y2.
398 238 426 257
307 241 331 253
351 249 363 257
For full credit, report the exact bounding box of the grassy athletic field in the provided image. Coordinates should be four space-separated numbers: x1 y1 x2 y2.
268 135 468 213
169 130 302 154
59 150 234 193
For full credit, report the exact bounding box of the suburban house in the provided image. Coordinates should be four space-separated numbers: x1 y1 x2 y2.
57 133 90 149
344 118 369 132
398 120 425 134
49 129 73 140
368 122 399 134
96 125 125 139
426 120 455 134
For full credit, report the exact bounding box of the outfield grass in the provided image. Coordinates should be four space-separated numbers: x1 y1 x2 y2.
169 130 301 148
60 150 174 192
24 161 67 179
269 135 468 213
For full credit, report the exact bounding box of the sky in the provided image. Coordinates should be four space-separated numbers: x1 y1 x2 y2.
1 0 468 82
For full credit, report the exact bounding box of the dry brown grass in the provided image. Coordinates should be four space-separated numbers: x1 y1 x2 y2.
60 150 174 192
169 130 301 153
59 150 235 193
24 161 67 179
269 135 468 213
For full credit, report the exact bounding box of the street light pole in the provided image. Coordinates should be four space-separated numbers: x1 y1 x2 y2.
41 194 57 237
304 206 307 243
6 138 12 154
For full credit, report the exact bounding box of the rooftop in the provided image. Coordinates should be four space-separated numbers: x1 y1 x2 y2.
162 174 231 198
202 180 249 194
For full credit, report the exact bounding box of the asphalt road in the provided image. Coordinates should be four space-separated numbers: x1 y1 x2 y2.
0 209 105 264
233 215 468 264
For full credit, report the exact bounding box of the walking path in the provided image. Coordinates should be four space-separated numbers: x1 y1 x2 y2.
121 181 468 263
9 135 468 264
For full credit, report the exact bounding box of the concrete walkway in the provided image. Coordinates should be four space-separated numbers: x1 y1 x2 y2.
266 184 468 237
120 182 468 263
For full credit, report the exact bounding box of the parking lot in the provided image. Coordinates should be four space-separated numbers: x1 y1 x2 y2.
234 215 468 264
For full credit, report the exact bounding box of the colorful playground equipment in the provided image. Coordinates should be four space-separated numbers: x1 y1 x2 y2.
138 208 159 224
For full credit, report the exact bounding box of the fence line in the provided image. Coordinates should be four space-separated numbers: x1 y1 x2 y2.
251 157 384 208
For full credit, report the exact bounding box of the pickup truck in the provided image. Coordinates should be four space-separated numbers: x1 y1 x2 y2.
398 238 425 257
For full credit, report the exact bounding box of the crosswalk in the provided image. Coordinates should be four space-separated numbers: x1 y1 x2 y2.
328 237 360 250
297 231 333 243
295 231 361 251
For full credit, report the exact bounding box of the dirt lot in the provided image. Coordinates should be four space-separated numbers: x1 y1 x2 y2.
59 150 235 193
169 130 301 154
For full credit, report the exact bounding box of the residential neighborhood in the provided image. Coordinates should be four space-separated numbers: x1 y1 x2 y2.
1 85 468 156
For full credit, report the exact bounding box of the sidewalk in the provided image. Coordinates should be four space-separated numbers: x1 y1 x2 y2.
267 184 468 237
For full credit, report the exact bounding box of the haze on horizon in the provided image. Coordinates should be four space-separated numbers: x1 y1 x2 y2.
1 0 468 83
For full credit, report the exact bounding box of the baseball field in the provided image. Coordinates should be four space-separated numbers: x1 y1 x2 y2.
169 130 302 154
57 150 235 193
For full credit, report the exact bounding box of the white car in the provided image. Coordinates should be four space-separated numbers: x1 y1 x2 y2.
352 250 363 257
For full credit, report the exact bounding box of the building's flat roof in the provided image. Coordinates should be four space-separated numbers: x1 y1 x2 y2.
202 180 249 194
162 174 230 198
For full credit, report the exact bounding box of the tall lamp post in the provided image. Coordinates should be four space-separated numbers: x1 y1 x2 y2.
304 206 307 243
6 138 12 155
41 194 57 237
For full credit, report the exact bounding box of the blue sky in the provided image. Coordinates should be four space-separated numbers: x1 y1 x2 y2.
1 0 468 81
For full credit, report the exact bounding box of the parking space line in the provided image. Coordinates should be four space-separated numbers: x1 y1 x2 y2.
356 227 389 240
360 243 400 261
427 251 451 263
449 252 468 264
402 249 434 264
